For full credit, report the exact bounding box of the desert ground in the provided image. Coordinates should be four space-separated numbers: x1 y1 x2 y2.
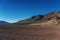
0 24 60 40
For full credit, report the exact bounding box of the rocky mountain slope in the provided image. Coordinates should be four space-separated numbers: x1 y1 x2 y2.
16 15 44 25
42 11 60 21
16 11 60 25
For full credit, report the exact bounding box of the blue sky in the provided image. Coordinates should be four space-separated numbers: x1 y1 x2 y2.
0 0 60 23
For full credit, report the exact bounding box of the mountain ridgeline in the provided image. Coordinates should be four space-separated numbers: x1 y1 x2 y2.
16 11 60 25
0 11 60 25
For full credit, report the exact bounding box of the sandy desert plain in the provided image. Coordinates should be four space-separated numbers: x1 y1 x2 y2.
0 23 60 40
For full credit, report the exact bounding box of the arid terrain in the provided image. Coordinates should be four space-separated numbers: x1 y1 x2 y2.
0 12 60 40
0 24 60 40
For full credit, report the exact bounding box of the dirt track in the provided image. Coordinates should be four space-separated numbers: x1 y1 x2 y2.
0 25 60 40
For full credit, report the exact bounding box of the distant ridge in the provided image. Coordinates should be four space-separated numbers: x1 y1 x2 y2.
0 21 9 24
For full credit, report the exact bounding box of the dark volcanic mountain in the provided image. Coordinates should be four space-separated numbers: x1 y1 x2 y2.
0 21 9 24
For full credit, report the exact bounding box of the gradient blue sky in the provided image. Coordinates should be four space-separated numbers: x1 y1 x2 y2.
0 0 60 23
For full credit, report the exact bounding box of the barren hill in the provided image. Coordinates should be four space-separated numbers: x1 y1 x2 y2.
16 11 60 25
42 11 60 21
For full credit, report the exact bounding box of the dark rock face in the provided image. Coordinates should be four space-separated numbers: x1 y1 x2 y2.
30 15 44 21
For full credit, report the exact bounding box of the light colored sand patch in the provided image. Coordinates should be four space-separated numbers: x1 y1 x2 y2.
29 23 48 26
29 19 59 26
